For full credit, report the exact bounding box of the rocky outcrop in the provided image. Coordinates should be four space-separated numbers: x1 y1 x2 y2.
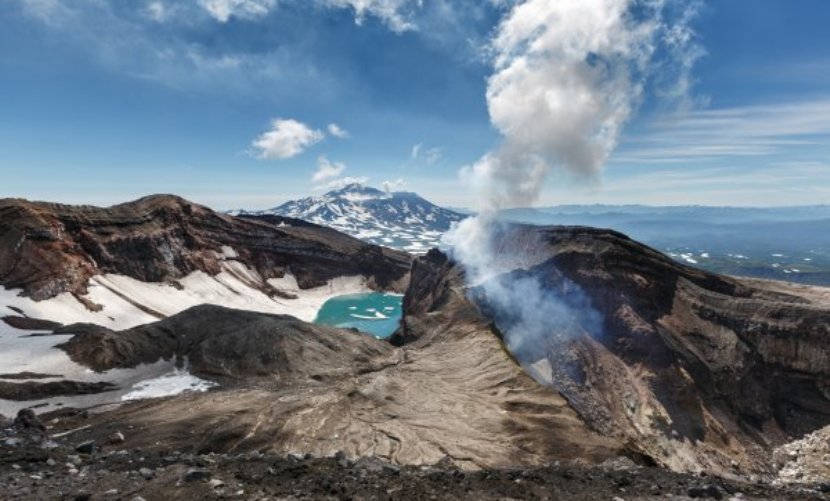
1 316 62 330
0 195 411 301
399 225 830 476
52 297 618 469
57 304 397 382
774 424 830 484
7 214 829 478
0 380 117 401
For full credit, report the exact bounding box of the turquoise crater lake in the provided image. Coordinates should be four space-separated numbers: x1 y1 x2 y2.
314 292 403 339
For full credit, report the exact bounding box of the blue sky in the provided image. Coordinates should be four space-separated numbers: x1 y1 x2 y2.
1 0 828 209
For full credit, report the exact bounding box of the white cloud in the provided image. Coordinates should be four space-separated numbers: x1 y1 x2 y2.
327 123 349 138
18 0 71 26
423 147 442 165
251 118 324 160
145 1 170 22
614 98 830 164
586 161 830 206
199 0 277 22
318 176 370 191
312 156 347 182
11 0 499 101
382 178 406 192
411 143 442 164
320 0 419 33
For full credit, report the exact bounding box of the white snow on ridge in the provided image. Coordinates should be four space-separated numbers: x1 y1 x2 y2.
0 258 372 415
679 253 698 264
1 261 369 330
0 321 215 416
121 368 216 401
238 184 465 255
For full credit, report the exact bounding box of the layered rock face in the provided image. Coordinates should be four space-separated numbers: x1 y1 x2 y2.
402 226 830 475
4 201 829 477
51 280 618 468
0 195 411 301
57 304 397 382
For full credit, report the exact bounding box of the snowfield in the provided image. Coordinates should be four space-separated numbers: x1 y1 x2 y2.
0 321 216 415
0 261 370 330
0 253 371 414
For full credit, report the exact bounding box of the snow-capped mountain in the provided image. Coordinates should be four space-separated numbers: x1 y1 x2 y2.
235 184 466 253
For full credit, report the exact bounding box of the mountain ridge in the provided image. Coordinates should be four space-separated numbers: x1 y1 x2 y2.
0 194 411 302
231 183 466 253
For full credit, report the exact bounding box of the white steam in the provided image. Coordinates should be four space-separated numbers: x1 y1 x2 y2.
446 0 701 367
463 0 701 211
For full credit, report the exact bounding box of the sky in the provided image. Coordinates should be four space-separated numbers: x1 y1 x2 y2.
0 0 829 210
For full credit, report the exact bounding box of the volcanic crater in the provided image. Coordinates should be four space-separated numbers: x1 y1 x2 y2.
1 196 830 498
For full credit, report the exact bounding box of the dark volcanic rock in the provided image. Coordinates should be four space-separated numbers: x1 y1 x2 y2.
1 316 63 330
49 298 616 468
0 380 117 401
13 409 46 437
182 468 211 482
406 225 830 474
0 195 411 301
0 449 821 500
58 304 397 381
0 372 62 380
687 484 725 499
75 440 96 454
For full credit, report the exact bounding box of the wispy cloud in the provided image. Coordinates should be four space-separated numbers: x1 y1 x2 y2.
320 0 419 33
317 176 369 191
615 98 830 164
382 178 405 192
541 160 830 206
12 0 500 94
312 156 347 182
327 123 349 139
411 143 442 164
144 1 171 22
199 0 277 23
251 118 324 159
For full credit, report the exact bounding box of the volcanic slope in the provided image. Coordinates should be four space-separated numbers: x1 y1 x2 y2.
432 225 830 477
0 195 411 329
3 206 830 481
54 300 618 469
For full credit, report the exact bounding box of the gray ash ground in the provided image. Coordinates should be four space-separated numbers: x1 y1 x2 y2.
1 411 827 501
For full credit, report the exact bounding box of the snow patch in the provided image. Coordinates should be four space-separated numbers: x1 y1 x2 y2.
679 253 698 264
122 367 216 401
0 263 371 330
0 322 218 415
220 246 239 259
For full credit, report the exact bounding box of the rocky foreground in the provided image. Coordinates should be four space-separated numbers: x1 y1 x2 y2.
1 412 827 501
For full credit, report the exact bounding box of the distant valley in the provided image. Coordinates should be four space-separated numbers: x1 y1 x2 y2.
234 188 830 286
500 204 830 286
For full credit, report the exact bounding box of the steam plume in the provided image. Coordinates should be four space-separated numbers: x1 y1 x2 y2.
466 0 701 211
445 0 701 365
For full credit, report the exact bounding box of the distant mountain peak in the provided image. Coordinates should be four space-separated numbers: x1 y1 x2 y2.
236 185 466 253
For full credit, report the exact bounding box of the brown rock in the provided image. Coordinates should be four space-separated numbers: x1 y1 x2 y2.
0 195 411 301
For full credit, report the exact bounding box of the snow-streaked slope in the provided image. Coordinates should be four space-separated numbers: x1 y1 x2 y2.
0 249 372 414
0 321 217 415
232 184 466 253
1 256 370 330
